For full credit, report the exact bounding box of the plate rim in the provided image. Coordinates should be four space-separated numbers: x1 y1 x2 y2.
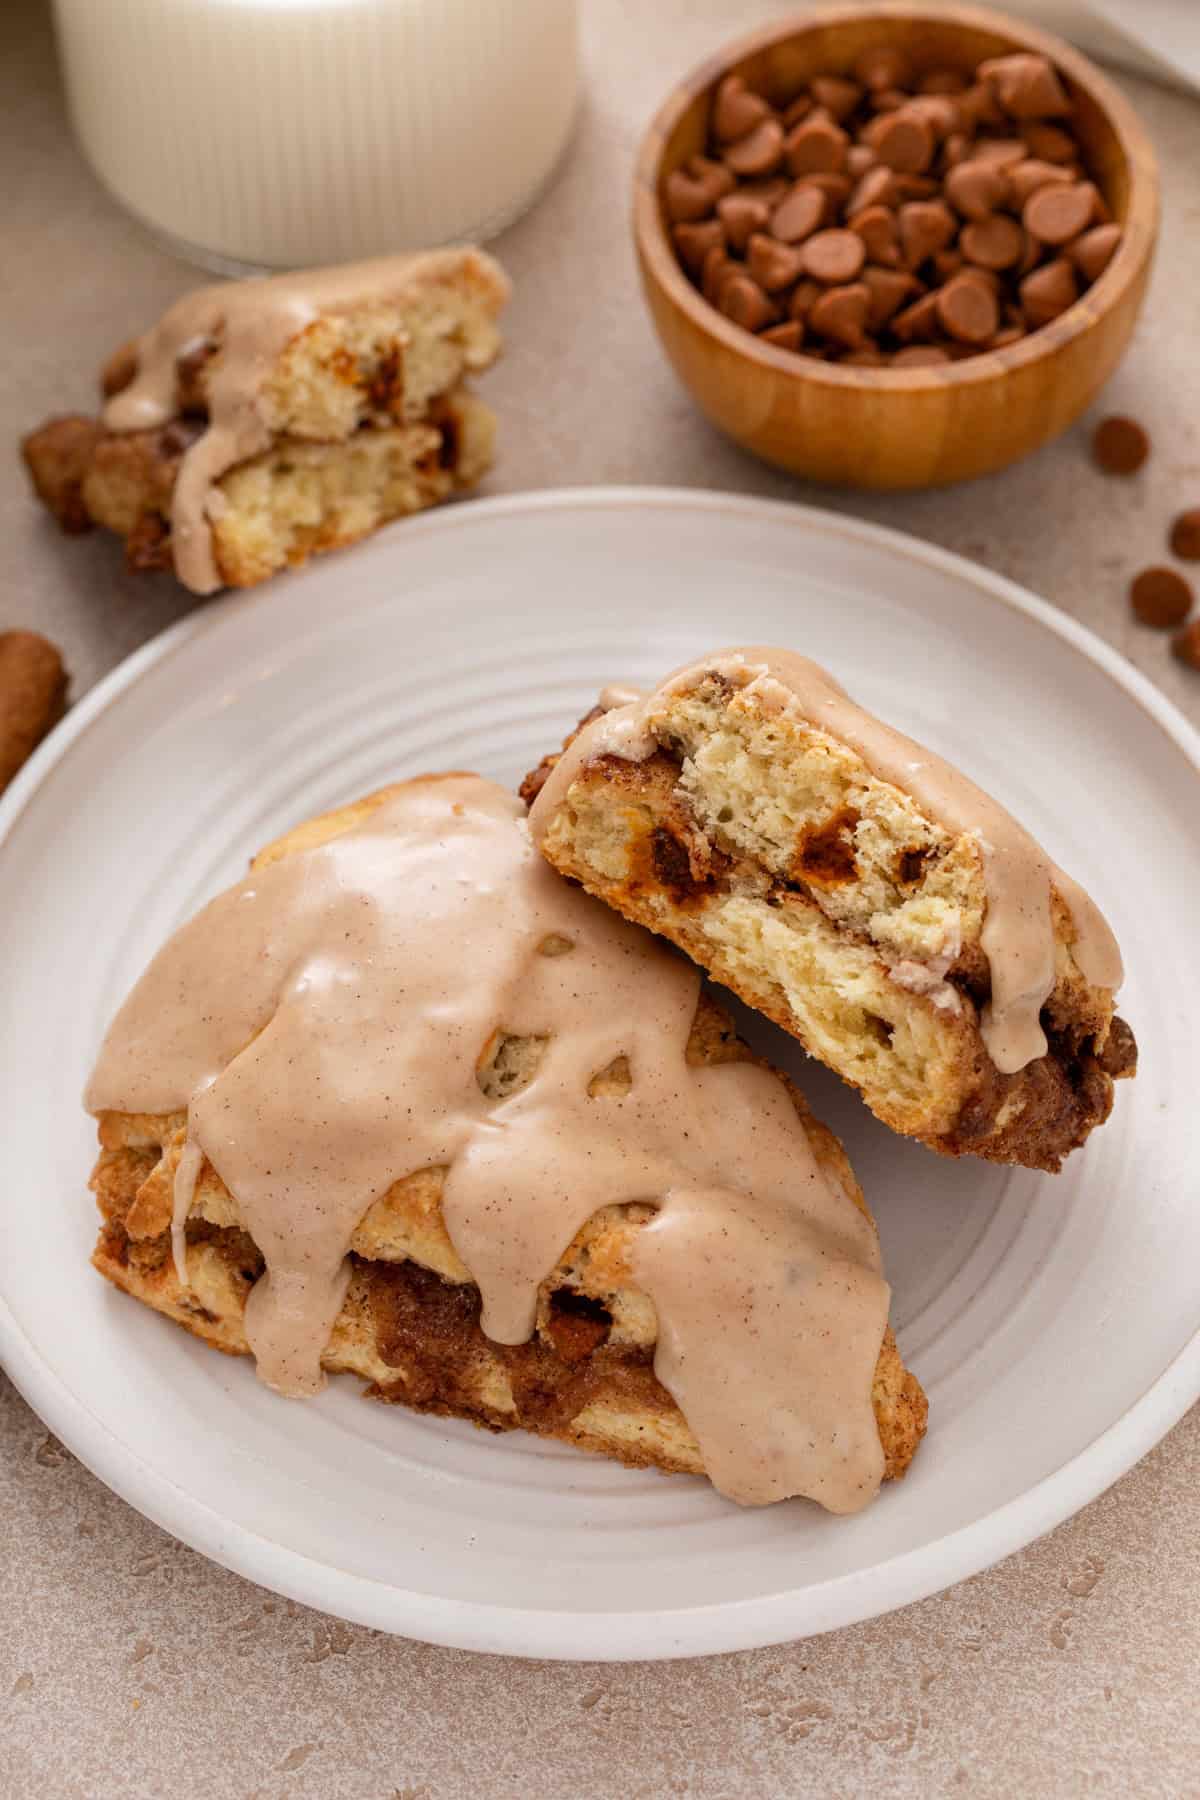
3 484 1198 1661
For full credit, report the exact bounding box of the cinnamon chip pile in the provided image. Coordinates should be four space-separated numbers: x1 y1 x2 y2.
667 46 1120 367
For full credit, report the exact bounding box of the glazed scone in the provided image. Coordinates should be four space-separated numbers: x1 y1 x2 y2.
86 778 926 1511
525 650 1136 1171
22 248 508 592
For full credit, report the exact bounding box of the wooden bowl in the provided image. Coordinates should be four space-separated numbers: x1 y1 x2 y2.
632 2 1159 489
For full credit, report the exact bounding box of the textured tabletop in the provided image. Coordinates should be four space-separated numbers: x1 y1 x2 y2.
2 2 1198 1795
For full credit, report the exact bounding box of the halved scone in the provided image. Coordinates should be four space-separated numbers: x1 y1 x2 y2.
86 775 926 1513
22 248 508 592
525 649 1136 1171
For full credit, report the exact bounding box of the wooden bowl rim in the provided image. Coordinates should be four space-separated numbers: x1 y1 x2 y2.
632 0 1160 391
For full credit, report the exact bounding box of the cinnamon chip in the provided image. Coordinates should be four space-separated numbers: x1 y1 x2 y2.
785 116 849 176
802 228 866 285
725 118 786 178
1069 223 1122 284
768 184 826 244
978 52 1071 120
747 233 804 294
1169 508 1200 561
718 193 770 254
718 273 778 331
1019 258 1078 325
1130 567 1193 630
808 282 871 349
1023 181 1096 246
712 74 771 144
936 273 999 345
1091 415 1149 475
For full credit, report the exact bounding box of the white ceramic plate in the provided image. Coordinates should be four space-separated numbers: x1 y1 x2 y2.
2 489 1197 1661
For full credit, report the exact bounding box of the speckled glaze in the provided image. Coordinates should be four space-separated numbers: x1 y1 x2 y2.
3 0 1199 1791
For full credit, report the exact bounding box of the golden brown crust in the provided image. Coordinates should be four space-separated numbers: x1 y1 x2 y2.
22 253 506 591
22 393 493 590
90 1142 926 1484
85 777 926 1495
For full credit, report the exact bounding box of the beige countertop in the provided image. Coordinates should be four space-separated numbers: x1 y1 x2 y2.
2 2 1197 1794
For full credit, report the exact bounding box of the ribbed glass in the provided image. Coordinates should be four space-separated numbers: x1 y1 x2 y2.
52 0 579 270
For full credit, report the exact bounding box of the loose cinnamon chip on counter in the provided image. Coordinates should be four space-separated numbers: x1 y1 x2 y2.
1172 620 1200 669
1130 567 1193 629
0 630 68 794
1169 508 1200 561
1091 415 1149 475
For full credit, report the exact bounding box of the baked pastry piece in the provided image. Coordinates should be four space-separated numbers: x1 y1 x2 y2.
22 249 507 593
86 776 926 1513
525 650 1136 1171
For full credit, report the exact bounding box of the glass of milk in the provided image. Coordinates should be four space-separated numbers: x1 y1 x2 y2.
51 0 579 272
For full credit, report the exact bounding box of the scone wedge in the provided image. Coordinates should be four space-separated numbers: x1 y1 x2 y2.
86 776 926 1513
23 248 508 592
525 649 1136 1171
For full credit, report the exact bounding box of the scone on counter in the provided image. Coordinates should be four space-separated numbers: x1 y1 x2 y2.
85 776 926 1514
525 649 1136 1172
22 249 508 594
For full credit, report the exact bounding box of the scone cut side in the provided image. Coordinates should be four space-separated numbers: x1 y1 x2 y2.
84 779 927 1510
524 654 1135 1171
22 248 508 591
